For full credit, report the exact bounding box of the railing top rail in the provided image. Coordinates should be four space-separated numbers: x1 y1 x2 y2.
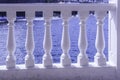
0 3 116 12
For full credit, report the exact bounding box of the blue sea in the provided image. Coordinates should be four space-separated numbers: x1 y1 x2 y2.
0 14 108 65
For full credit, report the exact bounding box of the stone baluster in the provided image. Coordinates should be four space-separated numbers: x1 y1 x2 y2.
25 12 35 68
77 11 88 66
6 18 16 69
43 18 53 67
94 11 106 66
61 17 71 67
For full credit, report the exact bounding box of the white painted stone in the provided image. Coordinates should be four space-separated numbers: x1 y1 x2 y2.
111 0 120 80
43 18 53 68
0 2 117 80
6 19 16 69
77 12 88 66
94 11 107 66
61 18 71 67
0 63 116 80
25 19 35 68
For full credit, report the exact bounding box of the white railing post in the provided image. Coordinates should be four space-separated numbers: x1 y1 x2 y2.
61 18 71 67
42 10 53 68
43 18 53 67
61 13 71 67
25 12 35 68
6 12 16 69
77 11 88 66
110 0 120 80
108 0 117 66
94 11 106 66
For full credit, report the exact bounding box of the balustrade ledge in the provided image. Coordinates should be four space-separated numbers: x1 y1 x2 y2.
0 62 115 70
0 62 116 80
0 3 116 11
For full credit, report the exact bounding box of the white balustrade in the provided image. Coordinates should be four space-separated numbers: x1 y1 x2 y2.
77 11 89 66
61 18 71 67
25 17 35 68
6 18 16 69
94 11 106 66
0 3 117 80
43 18 53 67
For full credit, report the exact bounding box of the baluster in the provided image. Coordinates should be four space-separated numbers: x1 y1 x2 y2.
25 18 35 68
6 18 16 69
77 12 88 66
94 11 106 66
43 18 53 67
61 18 71 67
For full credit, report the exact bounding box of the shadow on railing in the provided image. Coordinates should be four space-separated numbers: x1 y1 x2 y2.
0 0 108 3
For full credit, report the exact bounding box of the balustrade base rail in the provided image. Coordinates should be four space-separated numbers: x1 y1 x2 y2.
0 62 116 80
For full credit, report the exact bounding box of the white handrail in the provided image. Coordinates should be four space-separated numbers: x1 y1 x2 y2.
0 3 115 11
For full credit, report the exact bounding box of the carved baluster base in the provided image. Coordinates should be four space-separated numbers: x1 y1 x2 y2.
43 53 52 68
94 52 106 66
61 53 71 67
6 54 16 69
25 54 35 68
77 53 88 66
